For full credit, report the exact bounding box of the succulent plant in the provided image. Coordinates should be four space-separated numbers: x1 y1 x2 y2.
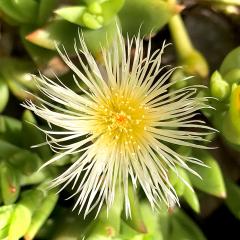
0 0 240 240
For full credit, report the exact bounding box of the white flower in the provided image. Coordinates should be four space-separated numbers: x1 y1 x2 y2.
24 27 213 217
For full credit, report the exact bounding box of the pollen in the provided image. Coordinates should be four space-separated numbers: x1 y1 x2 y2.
116 113 126 123
95 89 148 145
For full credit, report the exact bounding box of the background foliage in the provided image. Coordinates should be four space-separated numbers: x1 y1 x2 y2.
0 0 240 239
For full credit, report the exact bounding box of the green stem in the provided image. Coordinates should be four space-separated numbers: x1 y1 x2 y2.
168 13 194 60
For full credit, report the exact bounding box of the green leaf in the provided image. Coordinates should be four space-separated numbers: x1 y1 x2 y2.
20 189 45 213
0 226 9 239
8 189 47 240
22 110 37 125
225 178 240 219
0 139 42 176
0 79 9 113
169 209 206 240
0 58 36 100
122 185 147 233
0 0 25 24
0 139 20 159
25 20 78 50
11 0 38 23
210 71 230 100
0 163 20 205
140 203 164 240
229 85 240 133
24 193 58 240
9 150 42 176
101 0 125 24
189 149 226 198
0 116 22 146
223 69 240 84
20 26 56 66
0 0 38 24
181 173 200 213
0 205 14 230
55 6 90 28
119 0 176 37
8 204 32 240
37 0 57 26
26 18 118 56
55 0 123 29
21 120 52 161
87 187 123 239
120 221 141 239
220 47 240 76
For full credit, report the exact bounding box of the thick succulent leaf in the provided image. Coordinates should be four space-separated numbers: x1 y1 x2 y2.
20 26 56 67
0 0 38 24
24 192 58 240
0 79 9 113
21 120 52 161
8 150 42 176
0 0 25 24
220 47 240 76
221 85 240 145
210 71 230 100
55 6 90 28
0 163 20 205
0 139 42 176
140 202 164 240
189 150 226 198
101 0 125 24
225 178 240 219
56 0 124 29
229 85 240 134
0 58 36 100
169 209 206 240
11 0 38 23
180 170 200 213
8 204 32 240
87 188 123 239
0 205 14 230
119 0 176 37
26 18 118 56
0 116 22 146
122 185 147 233
37 0 57 26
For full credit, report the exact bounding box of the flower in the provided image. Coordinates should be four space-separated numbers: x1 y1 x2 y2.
23 27 213 217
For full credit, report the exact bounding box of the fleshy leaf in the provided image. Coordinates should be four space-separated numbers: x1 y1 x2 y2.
0 139 42 176
119 0 177 37
0 116 22 146
0 163 20 205
8 204 32 240
26 18 118 56
55 6 89 28
169 209 206 240
87 188 123 239
0 79 9 113
0 205 14 230
220 47 240 76
21 120 52 161
189 149 226 198
24 193 58 240
11 0 38 23
210 70 230 100
0 58 36 100
0 0 25 24
37 0 57 26
225 178 240 219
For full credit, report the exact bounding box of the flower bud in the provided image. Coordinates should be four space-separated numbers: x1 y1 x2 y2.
210 71 230 100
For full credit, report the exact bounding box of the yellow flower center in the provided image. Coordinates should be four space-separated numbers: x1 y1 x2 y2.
95 90 148 145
